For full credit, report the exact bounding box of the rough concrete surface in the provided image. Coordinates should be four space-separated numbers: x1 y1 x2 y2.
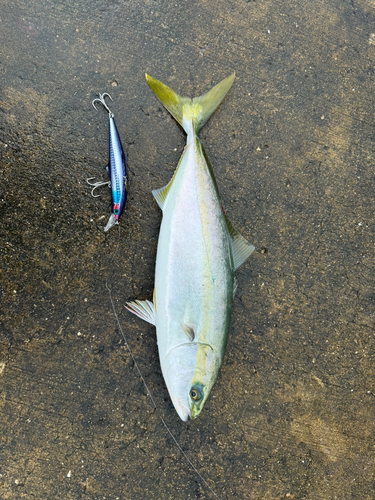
0 0 374 499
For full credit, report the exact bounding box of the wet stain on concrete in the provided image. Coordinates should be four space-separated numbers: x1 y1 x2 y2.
291 416 348 462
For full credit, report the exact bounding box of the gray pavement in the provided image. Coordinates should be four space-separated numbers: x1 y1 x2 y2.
0 1 374 499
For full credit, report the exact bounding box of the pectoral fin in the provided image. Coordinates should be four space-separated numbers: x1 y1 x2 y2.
181 323 196 341
126 300 155 325
225 214 255 270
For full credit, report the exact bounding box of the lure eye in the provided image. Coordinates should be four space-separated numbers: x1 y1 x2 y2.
190 386 203 402
113 209 119 214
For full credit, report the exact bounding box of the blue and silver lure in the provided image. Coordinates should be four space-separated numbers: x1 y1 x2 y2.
88 93 128 232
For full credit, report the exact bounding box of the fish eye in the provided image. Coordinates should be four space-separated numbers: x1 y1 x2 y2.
190 385 203 401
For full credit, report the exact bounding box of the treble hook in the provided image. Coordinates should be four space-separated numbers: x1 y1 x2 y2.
86 177 111 198
92 93 114 118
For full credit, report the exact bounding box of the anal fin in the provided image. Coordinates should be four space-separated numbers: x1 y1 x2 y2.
126 300 155 326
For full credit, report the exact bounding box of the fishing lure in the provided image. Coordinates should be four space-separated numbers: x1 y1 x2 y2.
87 93 128 232
127 74 254 421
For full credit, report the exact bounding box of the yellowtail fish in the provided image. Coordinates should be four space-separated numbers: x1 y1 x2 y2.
127 73 255 421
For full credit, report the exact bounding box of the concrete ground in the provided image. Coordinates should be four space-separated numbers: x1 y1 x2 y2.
1 0 374 499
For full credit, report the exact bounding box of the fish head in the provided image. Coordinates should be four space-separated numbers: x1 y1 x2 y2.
164 342 219 421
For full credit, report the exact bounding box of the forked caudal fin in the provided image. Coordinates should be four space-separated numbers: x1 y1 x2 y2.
145 73 235 135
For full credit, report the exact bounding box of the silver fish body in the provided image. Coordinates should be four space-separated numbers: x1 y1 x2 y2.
127 74 254 420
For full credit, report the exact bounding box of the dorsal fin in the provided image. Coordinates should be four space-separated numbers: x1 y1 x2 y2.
152 181 173 210
225 213 255 270
152 144 191 210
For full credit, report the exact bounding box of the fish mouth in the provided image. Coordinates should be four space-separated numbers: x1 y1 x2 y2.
171 396 191 422
176 406 191 422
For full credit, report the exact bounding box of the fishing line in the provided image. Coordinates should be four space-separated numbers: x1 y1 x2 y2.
105 279 223 500
95 103 222 498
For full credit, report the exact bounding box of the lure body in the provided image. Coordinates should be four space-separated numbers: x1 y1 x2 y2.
106 115 128 231
89 93 128 232
127 74 254 421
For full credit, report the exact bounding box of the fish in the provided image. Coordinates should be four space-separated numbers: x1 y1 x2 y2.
126 73 255 421
89 93 128 232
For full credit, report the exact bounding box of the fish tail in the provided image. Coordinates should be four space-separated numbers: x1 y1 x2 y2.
145 73 235 135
